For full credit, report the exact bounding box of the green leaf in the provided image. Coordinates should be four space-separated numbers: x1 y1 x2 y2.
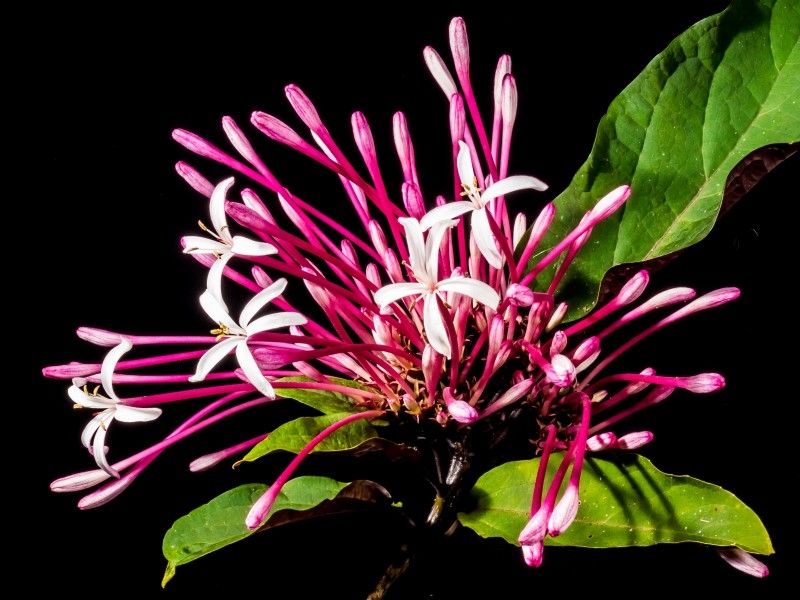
275 376 374 415
239 412 378 463
457 454 773 555
162 476 349 586
531 0 799 320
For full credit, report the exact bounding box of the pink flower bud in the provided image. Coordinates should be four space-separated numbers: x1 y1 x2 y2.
522 542 543 568
285 84 325 134
76 327 124 347
175 161 215 197
613 431 654 450
519 507 549 545
586 432 617 451
251 111 306 147
717 548 769 578
547 485 579 536
682 373 725 393
50 469 112 493
589 185 630 221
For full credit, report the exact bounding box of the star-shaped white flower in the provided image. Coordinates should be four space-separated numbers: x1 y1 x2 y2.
419 141 547 268
190 278 308 398
373 217 499 358
68 338 162 478
182 176 278 288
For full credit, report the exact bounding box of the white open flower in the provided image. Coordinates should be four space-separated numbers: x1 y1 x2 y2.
183 176 278 288
419 141 547 268
68 338 162 478
190 278 308 398
373 217 499 358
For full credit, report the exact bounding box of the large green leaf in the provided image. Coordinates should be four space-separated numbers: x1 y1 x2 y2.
238 413 378 463
275 376 374 415
161 476 349 586
531 0 799 320
457 454 773 555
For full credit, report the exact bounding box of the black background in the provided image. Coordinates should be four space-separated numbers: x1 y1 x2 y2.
23 1 797 597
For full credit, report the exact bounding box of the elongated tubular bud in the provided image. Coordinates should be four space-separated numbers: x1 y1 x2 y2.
393 112 419 186
423 46 458 98
175 161 215 197
520 186 630 287
561 270 650 338
491 54 512 162
245 409 386 529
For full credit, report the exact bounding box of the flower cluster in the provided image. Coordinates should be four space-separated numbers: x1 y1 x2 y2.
44 16 767 578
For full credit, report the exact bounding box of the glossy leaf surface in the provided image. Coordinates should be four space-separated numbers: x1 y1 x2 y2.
239 413 378 463
458 454 773 554
530 0 799 320
162 476 349 586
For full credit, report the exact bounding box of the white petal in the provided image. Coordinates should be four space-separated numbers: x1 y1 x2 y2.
438 276 500 309
398 217 426 276
230 235 277 257
240 278 289 327
456 140 474 184
69 385 114 410
189 337 240 382
470 207 504 268
182 236 228 254
114 405 163 423
205 254 234 308
80 412 107 449
419 202 474 231
91 414 119 478
236 342 275 398
199 289 238 331
209 177 235 240
481 175 548 202
373 282 426 307
100 338 133 402
246 311 307 335
423 219 457 281
423 294 451 358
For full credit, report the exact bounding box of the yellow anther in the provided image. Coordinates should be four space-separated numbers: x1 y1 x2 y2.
210 323 231 340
